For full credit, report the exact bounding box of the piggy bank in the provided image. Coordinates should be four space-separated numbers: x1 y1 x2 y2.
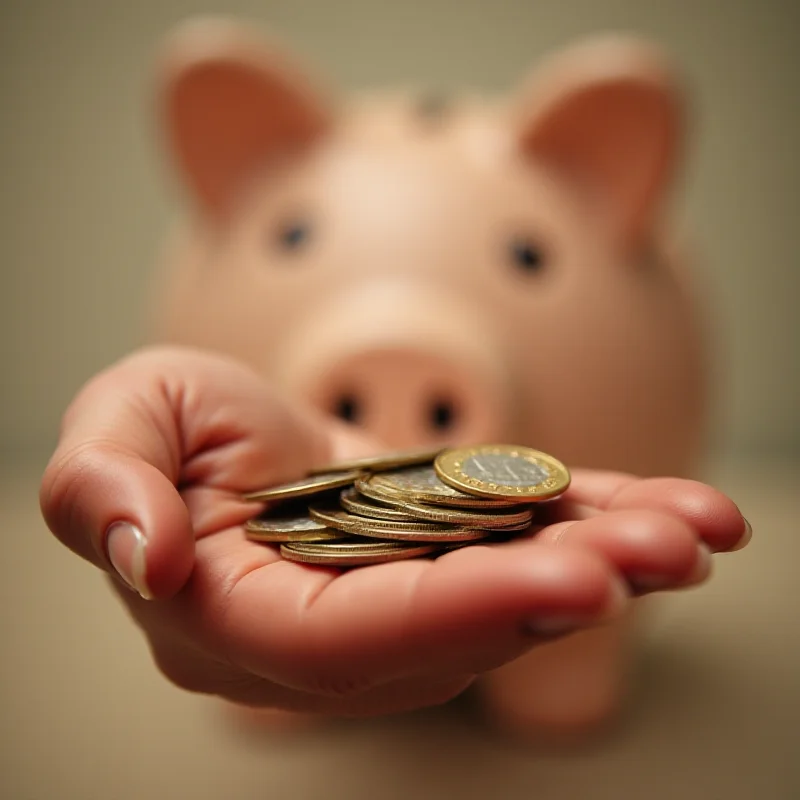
146 17 709 736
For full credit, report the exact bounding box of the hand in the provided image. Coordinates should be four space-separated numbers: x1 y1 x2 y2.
40 346 750 716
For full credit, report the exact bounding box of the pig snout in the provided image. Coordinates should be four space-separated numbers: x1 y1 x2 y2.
272 283 514 449
313 346 503 447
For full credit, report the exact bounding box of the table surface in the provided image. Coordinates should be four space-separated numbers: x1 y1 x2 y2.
2 456 798 800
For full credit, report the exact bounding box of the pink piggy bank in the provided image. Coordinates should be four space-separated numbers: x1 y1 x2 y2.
147 18 708 736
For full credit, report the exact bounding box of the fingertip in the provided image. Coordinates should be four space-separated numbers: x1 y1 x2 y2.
41 445 195 600
530 543 631 621
112 462 196 600
727 516 752 552
610 478 748 553
439 540 625 620
472 543 630 641
110 515 195 602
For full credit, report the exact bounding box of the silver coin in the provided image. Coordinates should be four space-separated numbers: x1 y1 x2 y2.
459 453 550 486
339 488 419 522
308 505 456 533
244 514 348 543
396 499 534 529
308 504 491 542
245 515 329 534
279 540 446 566
365 466 522 508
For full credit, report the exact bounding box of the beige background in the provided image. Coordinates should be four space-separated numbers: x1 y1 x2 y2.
1 2 799 800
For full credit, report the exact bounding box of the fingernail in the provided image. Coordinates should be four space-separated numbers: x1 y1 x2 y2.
728 517 752 552
680 543 713 586
525 578 628 637
629 544 713 593
106 522 152 599
603 576 630 619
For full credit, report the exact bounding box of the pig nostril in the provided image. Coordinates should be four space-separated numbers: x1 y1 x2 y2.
333 394 360 424
430 399 457 433
275 219 312 252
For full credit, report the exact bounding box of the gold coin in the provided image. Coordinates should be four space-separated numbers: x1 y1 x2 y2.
246 528 348 543
435 445 570 501
246 514 329 534
245 515 348 543
339 488 419 522
394 499 534 529
242 470 363 503
308 446 444 476
309 505 490 543
308 505 457 535
358 466 522 509
353 525 491 543
280 540 445 566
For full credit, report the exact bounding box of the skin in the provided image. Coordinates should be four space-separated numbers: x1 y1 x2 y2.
39 346 750 719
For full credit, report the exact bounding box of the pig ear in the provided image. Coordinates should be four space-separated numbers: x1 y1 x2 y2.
511 36 686 248
157 18 334 218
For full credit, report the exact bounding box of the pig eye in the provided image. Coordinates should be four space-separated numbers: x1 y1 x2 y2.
509 238 546 274
276 220 312 252
415 92 450 122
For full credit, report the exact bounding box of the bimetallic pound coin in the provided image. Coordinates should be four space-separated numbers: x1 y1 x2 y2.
309 505 456 534
308 446 444 476
359 466 523 509
245 514 348 543
394 499 534 529
308 505 491 542
353 475 415 507
435 445 570 501
339 488 419 522
280 540 445 566
242 470 363 503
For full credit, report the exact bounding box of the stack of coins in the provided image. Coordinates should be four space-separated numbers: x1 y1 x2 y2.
242 444 571 567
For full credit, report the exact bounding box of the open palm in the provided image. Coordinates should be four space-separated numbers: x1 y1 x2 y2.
40 347 750 716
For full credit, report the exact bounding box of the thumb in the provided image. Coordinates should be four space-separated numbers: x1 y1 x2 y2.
39 345 377 600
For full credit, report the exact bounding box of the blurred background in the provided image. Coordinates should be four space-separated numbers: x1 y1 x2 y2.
1 1 798 799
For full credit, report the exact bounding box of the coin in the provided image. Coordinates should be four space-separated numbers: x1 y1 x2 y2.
435 445 570 500
358 466 522 509
280 540 459 566
308 504 491 542
242 470 363 503
309 505 456 534
243 443 572 567
392 499 534 529
245 514 347 543
339 487 419 522
308 446 444 476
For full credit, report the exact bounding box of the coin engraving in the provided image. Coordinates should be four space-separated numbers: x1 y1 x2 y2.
309 504 490 542
459 453 549 486
246 515 328 533
309 505 456 533
245 527 347 543
397 499 534 529
366 466 521 508
339 488 419 522
435 445 570 500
